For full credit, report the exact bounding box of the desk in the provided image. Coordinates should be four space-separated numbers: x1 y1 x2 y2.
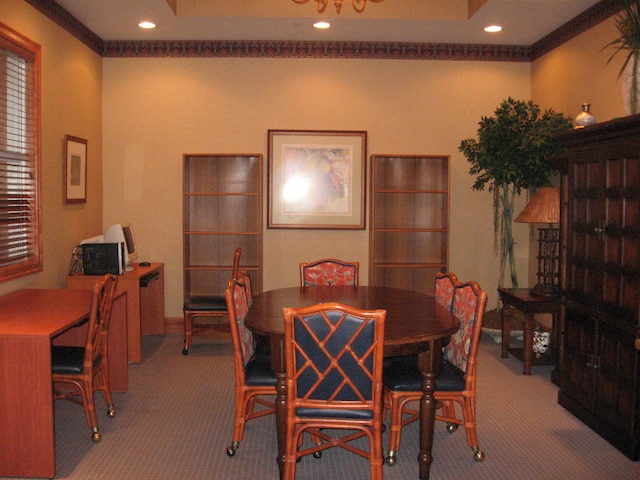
498 288 560 375
68 262 164 362
246 286 459 480
0 288 128 479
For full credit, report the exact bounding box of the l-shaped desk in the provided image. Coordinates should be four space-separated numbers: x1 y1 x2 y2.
0 288 128 479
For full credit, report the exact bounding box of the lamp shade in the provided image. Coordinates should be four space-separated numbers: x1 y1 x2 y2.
515 187 560 224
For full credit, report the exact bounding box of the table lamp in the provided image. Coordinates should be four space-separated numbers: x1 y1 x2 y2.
515 187 560 297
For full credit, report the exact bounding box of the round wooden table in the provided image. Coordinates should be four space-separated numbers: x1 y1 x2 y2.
245 286 460 480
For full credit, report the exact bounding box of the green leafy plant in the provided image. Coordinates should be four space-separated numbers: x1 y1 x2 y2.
604 0 640 113
459 97 572 288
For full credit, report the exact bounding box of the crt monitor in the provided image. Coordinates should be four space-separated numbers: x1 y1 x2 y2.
104 223 139 269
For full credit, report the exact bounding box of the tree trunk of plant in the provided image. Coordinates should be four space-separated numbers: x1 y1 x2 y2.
500 185 519 288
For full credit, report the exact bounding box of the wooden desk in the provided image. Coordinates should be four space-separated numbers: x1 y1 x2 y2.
68 262 164 362
0 288 128 479
498 287 561 375
246 286 459 480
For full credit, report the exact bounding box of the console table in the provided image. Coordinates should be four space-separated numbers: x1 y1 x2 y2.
68 262 164 362
498 287 560 375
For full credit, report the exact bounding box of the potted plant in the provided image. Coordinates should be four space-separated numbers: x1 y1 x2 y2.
459 97 572 289
604 0 640 114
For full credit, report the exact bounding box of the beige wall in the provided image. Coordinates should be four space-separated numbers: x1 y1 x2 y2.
0 0 103 296
532 16 626 124
102 57 533 317
2 1 629 322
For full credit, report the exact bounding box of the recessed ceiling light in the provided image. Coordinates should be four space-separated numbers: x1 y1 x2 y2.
138 21 156 29
313 21 331 29
484 25 502 33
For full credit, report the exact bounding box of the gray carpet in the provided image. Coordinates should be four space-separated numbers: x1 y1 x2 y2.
15 334 638 479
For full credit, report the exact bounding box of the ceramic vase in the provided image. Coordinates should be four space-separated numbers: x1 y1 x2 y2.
574 103 596 128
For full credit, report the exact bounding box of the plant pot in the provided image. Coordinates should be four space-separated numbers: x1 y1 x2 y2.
481 308 523 344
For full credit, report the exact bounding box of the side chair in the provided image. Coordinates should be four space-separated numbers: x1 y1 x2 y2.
383 276 488 464
282 302 386 480
182 247 241 355
224 277 276 457
299 258 359 286
52 274 118 442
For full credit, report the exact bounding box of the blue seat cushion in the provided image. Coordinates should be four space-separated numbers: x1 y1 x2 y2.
245 354 276 387
296 407 373 420
184 295 226 312
383 355 465 392
51 346 86 374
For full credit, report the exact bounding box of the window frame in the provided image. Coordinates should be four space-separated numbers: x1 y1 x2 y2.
0 21 42 282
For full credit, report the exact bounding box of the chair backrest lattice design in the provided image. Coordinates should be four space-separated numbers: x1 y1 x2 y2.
299 258 359 287
283 303 385 416
435 271 458 311
87 274 118 369
226 279 255 370
443 280 487 374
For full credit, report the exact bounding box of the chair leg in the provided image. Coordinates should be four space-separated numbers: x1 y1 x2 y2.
79 380 101 443
227 390 248 457
183 312 192 355
96 366 116 419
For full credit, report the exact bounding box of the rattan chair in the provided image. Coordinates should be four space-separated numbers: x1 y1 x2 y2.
224 277 276 457
299 258 359 286
282 302 386 480
182 247 241 354
383 277 488 464
52 274 118 442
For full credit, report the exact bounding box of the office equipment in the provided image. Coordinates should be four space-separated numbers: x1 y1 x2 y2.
82 242 125 275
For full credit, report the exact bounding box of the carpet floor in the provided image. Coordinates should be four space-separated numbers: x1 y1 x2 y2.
10 333 637 479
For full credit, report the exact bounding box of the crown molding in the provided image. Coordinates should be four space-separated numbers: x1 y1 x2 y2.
24 0 620 62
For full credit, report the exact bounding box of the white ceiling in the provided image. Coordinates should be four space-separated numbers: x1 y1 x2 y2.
54 0 602 45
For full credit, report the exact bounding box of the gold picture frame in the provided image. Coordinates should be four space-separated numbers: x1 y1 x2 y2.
64 135 87 204
268 129 366 229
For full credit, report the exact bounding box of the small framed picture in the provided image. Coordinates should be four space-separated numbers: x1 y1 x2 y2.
268 129 367 229
65 135 87 204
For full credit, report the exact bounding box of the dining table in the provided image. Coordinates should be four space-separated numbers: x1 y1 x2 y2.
245 285 460 480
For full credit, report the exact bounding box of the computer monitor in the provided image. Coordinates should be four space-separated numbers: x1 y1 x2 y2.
104 223 139 270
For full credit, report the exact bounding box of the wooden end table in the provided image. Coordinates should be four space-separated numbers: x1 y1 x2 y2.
498 288 561 375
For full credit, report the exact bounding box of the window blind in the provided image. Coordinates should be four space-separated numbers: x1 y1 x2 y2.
0 24 41 281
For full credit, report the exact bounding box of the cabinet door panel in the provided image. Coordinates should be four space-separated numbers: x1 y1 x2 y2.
594 322 638 435
562 308 596 409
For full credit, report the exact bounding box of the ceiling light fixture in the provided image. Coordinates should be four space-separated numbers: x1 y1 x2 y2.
292 0 383 14
138 21 156 29
484 25 502 33
313 21 331 29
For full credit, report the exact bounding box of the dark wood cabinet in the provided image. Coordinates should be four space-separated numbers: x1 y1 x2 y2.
555 115 640 460
368 154 449 295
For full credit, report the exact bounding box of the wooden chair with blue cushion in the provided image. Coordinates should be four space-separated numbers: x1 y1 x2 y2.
183 247 241 354
224 277 276 457
299 258 359 286
383 276 488 464
282 302 386 480
52 274 118 443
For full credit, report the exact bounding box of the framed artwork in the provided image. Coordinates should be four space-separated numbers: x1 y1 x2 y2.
64 135 87 204
268 129 367 229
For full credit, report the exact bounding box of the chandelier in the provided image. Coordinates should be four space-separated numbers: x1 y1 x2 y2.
292 0 383 14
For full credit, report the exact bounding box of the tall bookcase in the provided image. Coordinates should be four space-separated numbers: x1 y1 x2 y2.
369 154 449 296
183 154 263 299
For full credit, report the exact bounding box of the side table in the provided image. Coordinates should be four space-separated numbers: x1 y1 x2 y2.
498 288 560 375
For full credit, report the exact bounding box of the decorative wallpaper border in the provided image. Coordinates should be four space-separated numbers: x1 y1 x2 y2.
102 40 531 61
26 0 621 62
